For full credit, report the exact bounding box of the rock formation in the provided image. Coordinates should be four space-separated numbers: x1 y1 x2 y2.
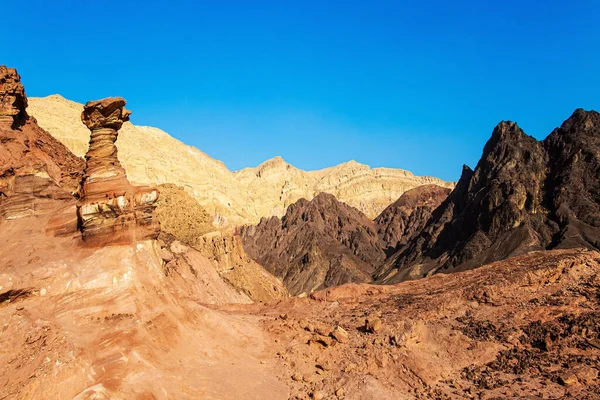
0 66 27 127
0 66 83 233
375 109 600 283
240 192 386 295
77 97 159 245
374 184 451 255
27 95 454 226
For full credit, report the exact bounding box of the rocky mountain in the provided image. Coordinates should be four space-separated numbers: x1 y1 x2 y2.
3 67 600 399
374 184 451 255
27 95 453 226
240 192 386 295
375 109 600 283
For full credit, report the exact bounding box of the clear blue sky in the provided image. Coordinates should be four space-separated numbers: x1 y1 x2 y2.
4 1 599 180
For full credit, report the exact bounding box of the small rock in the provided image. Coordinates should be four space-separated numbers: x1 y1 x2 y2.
316 359 332 371
331 326 349 343
314 324 331 336
559 372 579 387
159 248 174 262
365 316 382 333
311 391 324 400
292 373 303 382
335 387 345 397
310 335 334 348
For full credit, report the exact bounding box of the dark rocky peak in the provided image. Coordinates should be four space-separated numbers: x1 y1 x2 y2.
475 121 545 186
240 192 385 295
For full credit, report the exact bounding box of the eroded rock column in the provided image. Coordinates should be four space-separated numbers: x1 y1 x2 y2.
78 97 160 245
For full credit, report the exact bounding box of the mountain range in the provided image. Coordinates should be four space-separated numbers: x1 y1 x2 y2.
2 66 599 398
28 95 453 227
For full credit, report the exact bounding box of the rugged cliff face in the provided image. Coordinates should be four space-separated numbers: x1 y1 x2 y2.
240 193 386 295
0 66 83 234
376 109 600 283
374 184 451 255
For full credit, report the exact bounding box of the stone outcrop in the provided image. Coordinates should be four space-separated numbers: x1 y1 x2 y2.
28 95 454 226
240 192 386 295
0 66 27 127
0 66 83 233
77 97 159 245
375 109 600 283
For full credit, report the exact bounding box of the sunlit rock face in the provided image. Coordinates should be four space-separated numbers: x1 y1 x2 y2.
78 97 160 245
0 66 83 232
0 66 27 127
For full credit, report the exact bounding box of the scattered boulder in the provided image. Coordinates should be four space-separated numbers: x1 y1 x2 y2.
365 316 382 333
330 325 349 343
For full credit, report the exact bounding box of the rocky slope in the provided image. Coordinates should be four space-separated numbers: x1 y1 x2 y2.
2 67 599 399
240 193 386 295
375 184 451 255
375 109 600 283
155 183 288 302
28 95 453 226
0 67 83 235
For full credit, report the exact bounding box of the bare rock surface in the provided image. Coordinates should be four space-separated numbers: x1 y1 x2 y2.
377 110 600 283
154 183 288 302
375 184 451 255
0 66 83 233
240 192 386 295
78 97 160 245
28 95 453 226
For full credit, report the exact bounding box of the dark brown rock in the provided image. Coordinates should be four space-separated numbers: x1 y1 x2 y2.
374 184 450 255
240 192 386 295
0 66 84 234
376 109 600 283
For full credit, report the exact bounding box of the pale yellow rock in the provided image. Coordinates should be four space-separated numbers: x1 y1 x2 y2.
28 95 454 226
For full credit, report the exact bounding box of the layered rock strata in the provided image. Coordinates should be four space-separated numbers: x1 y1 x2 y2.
0 66 27 127
77 97 159 245
0 66 83 234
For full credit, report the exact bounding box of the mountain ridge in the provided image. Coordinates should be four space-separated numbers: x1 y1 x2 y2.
27 94 454 226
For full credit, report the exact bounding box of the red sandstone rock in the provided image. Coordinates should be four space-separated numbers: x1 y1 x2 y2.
0 66 83 234
77 97 160 245
0 66 27 127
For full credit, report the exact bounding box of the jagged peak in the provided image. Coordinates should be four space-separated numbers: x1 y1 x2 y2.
556 108 600 134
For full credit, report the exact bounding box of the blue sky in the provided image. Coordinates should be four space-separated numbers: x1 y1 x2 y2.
4 1 599 180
